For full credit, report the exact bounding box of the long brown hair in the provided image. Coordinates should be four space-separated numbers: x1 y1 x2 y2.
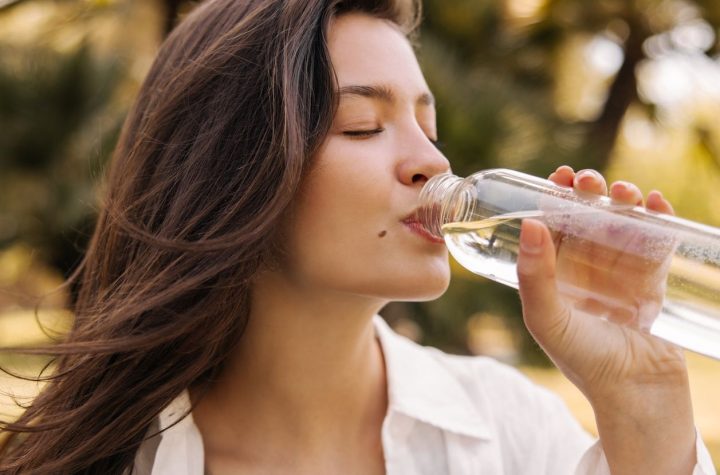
0 0 419 473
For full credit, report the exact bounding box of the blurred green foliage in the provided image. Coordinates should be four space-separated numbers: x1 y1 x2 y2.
420 0 720 175
0 24 124 275
1 0 720 364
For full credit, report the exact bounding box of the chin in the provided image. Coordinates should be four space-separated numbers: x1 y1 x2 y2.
409 281 450 302
384 269 451 302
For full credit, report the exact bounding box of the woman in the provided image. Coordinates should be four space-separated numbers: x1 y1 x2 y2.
0 0 715 473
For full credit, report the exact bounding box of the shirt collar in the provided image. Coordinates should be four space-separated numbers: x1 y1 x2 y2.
373 315 492 440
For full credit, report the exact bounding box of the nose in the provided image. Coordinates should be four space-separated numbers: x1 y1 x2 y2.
396 131 451 188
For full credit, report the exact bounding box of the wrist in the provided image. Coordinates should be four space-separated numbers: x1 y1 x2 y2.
585 362 691 414
580 342 691 408
589 378 696 475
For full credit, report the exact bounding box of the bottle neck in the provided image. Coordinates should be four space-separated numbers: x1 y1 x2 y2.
418 173 474 238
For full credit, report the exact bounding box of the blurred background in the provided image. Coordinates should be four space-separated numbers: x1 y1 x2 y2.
0 0 718 467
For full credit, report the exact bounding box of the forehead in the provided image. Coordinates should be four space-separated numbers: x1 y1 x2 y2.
327 13 428 92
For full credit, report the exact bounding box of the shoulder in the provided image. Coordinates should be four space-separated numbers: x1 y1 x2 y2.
377 318 582 436
416 340 567 415
392 334 594 468
378 315 559 406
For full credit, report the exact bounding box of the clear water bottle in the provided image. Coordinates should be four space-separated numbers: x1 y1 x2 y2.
419 168 720 360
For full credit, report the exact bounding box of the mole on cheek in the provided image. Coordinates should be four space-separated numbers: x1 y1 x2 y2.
378 230 387 238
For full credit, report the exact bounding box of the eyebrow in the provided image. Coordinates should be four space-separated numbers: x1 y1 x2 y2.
338 84 435 106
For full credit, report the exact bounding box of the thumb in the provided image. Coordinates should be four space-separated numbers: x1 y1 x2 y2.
517 219 570 352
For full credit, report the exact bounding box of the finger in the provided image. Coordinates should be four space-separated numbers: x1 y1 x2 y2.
573 169 608 196
646 190 675 216
549 165 575 187
609 181 643 206
517 219 570 352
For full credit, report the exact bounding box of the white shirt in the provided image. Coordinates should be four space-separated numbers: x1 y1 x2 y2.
134 316 716 474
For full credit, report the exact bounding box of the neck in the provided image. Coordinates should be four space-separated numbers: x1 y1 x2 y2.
192 270 389 466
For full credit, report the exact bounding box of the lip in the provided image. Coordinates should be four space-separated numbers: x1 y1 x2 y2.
401 214 445 245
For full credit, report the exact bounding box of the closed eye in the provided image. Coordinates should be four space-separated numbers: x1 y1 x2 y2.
343 128 384 138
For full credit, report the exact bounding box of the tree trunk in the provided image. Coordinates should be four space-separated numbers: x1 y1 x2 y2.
582 14 649 172
162 0 183 37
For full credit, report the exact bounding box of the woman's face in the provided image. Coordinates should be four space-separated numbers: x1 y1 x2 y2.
285 12 451 302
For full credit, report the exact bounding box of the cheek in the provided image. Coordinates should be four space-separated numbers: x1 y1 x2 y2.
292 140 391 248
289 164 389 274
284 142 451 299
287 185 451 300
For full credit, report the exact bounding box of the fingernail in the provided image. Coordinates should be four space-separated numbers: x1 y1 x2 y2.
574 171 602 189
611 181 628 193
575 169 599 183
520 219 544 254
647 190 663 205
576 175 594 186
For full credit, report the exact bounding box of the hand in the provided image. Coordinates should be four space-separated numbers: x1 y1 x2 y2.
517 166 697 474
517 165 685 397
544 171 676 333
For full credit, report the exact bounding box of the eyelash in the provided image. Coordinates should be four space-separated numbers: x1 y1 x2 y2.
343 128 385 138
343 129 443 150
